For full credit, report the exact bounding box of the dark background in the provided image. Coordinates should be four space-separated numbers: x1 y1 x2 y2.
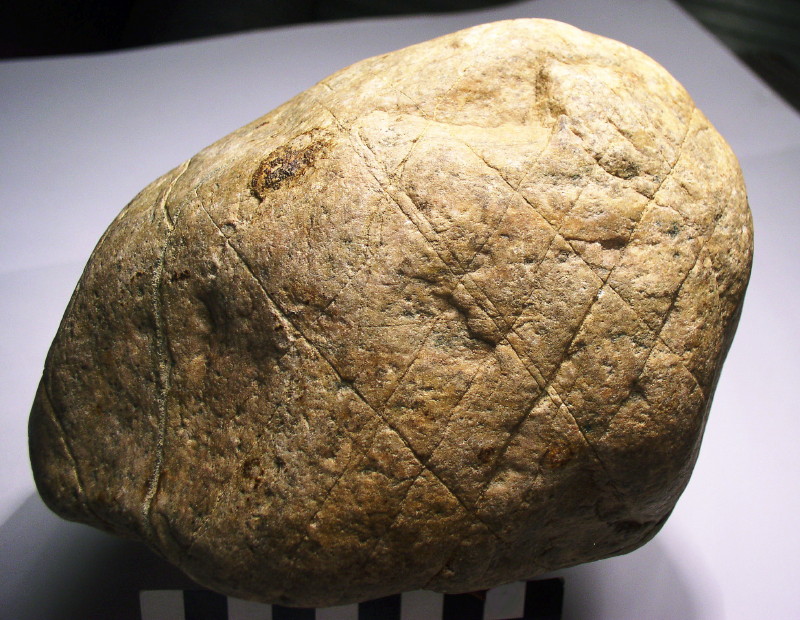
1 0 798 110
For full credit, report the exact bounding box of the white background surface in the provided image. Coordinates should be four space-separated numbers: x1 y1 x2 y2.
2 0 799 617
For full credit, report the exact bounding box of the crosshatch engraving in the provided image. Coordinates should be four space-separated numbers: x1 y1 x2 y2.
29 19 752 608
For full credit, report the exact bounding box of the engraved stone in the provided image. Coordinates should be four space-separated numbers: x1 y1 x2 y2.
29 19 753 606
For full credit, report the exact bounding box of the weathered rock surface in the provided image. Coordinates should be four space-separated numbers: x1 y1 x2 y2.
29 19 753 606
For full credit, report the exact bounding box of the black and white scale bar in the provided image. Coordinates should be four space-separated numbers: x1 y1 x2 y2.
140 578 563 620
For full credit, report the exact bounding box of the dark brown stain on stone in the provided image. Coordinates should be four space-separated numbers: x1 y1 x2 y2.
250 130 331 201
542 441 574 469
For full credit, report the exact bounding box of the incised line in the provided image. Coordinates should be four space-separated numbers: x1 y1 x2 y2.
478 107 702 386
472 108 699 501
373 358 487 559
349 127 614 527
198 200 506 546
603 183 733 429
379 317 441 410
350 117 620 510
326 94 699 540
40 383 113 529
142 157 195 541
158 158 192 230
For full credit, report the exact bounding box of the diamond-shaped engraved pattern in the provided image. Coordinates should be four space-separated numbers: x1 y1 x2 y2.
343 102 723 518
178 75 734 592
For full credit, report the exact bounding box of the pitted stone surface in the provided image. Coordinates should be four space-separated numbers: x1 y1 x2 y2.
29 19 752 606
